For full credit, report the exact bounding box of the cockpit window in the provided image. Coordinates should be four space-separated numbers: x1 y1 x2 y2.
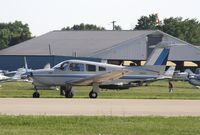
60 62 69 70
99 66 106 71
69 63 84 71
53 62 69 70
86 64 96 72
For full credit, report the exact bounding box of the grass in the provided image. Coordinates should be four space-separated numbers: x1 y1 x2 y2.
0 80 200 99
0 82 200 135
0 115 200 135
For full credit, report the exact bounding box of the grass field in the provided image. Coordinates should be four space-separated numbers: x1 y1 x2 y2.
0 81 200 99
1 81 200 135
0 115 200 135
0 80 200 99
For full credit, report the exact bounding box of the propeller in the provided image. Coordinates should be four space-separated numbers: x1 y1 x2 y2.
21 57 33 79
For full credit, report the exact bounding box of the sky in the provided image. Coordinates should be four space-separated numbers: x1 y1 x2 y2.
0 0 200 36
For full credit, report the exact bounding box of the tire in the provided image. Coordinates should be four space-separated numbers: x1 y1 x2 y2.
60 86 66 96
89 91 98 98
65 91 74 98
33 92 40 98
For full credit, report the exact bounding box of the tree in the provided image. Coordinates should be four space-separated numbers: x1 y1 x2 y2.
159 17 200 45
0 29 10 49
134 14 200 45
61 23 105 31
0 21 32 49
134 14 159 30
114 25 122 31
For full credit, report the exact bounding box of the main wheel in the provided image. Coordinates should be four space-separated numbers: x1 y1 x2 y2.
33 92 40 98
65 91 74 98
89 91 98 98
60 86 66 96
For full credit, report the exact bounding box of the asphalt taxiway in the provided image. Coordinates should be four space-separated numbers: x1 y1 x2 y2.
0 98 200 116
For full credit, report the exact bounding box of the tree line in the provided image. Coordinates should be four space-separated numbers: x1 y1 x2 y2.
134 14 200 45
0 21 32 49
1 14 200 50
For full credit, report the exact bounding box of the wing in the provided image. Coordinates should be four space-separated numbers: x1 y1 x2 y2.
69 69 128 86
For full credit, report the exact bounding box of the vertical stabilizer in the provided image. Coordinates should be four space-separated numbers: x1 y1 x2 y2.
145 43 170 66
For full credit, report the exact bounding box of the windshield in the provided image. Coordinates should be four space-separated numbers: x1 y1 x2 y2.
53 61 69 70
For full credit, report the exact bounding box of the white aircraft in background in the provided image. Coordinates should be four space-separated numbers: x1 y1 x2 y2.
0 57 50 83
171 68 200 88
181 69 200 88
24 42 177 98
0 69 24 82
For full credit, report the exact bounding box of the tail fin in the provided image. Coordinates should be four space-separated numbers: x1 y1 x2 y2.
145 43 170 66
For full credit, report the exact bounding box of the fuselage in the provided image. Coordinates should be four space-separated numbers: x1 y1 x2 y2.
31 60 164 88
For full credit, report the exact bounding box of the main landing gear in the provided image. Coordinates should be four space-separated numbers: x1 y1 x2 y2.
32 83 99 99
89 91 98 98
60 85 74 98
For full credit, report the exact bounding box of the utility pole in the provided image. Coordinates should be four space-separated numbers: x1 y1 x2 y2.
111 21 116 30
48 44 52 55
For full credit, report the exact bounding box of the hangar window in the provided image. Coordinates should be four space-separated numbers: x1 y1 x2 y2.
69 63 84 71
99 66 106 71
86 64 96 72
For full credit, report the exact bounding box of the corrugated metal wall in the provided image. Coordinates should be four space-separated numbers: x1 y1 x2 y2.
0 55 100 71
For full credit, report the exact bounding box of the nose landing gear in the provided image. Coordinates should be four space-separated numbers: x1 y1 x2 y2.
33 87 40 98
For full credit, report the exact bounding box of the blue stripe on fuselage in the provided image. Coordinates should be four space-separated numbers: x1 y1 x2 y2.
154 48 170 65
33 74 157 80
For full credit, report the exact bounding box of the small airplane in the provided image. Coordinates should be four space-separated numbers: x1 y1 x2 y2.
24 42 177 98
183 70 200 88
172 69 193 81
0 69 24 82
173 68 200 88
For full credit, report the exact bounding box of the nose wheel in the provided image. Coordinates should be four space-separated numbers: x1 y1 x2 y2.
33 86 40 98
33 91 40 98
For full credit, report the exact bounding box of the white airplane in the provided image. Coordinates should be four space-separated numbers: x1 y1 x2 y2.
0 69 24 82
0 73 10 82
25 43 176 98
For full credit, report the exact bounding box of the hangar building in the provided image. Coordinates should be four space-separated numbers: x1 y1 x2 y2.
0 30 200 71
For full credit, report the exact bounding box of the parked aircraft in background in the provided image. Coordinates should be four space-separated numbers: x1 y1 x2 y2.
172 69 193 81
172 68 200 88
24 42 177 98
0 57 50 83
183 69 200 88
0 69 24 82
